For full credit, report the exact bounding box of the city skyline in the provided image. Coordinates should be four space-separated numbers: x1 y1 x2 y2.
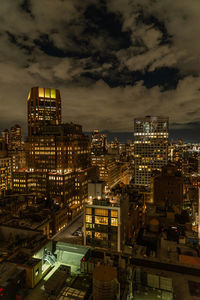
0 0 200 140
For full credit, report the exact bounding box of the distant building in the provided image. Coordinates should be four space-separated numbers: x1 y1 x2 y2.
0 139 11 195
1 125 26 172
91 154 120 188
91 130 107 155
8 124 24 152
134 116 168 186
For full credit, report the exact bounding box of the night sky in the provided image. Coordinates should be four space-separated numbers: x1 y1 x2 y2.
1 0 200 141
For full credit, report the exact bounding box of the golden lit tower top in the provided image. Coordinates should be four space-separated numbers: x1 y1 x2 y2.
27 87 61 136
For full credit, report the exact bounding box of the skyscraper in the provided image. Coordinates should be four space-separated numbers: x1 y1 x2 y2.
27 87 61 136
134 116 169 186
9 124 24 152
13 87 94 219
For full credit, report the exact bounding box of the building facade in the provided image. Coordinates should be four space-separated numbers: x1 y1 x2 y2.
27 87 61 136
91 154 120 188
26 123 90 172
12 87 95 221
134 116 169 186
0 139 12 195
84 195 129 252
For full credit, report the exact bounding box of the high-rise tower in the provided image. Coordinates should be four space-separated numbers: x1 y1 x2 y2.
27 87 61 136
19 87 93 219
134 116 169 186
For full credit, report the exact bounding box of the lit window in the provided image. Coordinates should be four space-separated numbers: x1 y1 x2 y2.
51 89 56 98
111 218 118 226
86 215 92 223
45 88 50 98
38 87 44 97
111 210 118 217
95 216 108 225
95 208 108 216
86 207 92 214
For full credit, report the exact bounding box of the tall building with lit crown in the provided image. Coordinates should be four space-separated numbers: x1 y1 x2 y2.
12 87 94 220
27 87 61 136
134 116 169 186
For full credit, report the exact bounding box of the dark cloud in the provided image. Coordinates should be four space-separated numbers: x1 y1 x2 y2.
0 0 199 140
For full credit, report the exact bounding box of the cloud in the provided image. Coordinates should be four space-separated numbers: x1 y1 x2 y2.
108 0 200 74
59 76 200 132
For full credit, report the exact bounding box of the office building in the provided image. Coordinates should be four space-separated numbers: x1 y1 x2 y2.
26 123 90 172
0 139 12 195
134 116 169 186
91 130 107 155
8 124 24 152
27 87 61 136
12 87 95 222
1 125 26 172
91 154 120 188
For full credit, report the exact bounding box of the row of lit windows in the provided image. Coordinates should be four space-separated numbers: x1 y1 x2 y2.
38 87 57 98
134 132 168 136
86 208 118 217
86 214 118 226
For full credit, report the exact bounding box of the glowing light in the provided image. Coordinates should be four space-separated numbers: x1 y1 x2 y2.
38 87 44 97
51 89 56 98
45 88 50 98
27 91 31 101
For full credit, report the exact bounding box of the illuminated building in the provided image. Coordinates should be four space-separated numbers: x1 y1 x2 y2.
8 124 24 152
119 162 131 185
91 154 120 188
0 139 12 195
24 121 92 216
26 123 90 172
12 170 29 194
83 193 129 251
27 87 61 136
1 125 25 172
1 129 9 146
12 87 94 220
108 138 119 155
47 168 96 218
91 130 107 154
134 116 169 186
